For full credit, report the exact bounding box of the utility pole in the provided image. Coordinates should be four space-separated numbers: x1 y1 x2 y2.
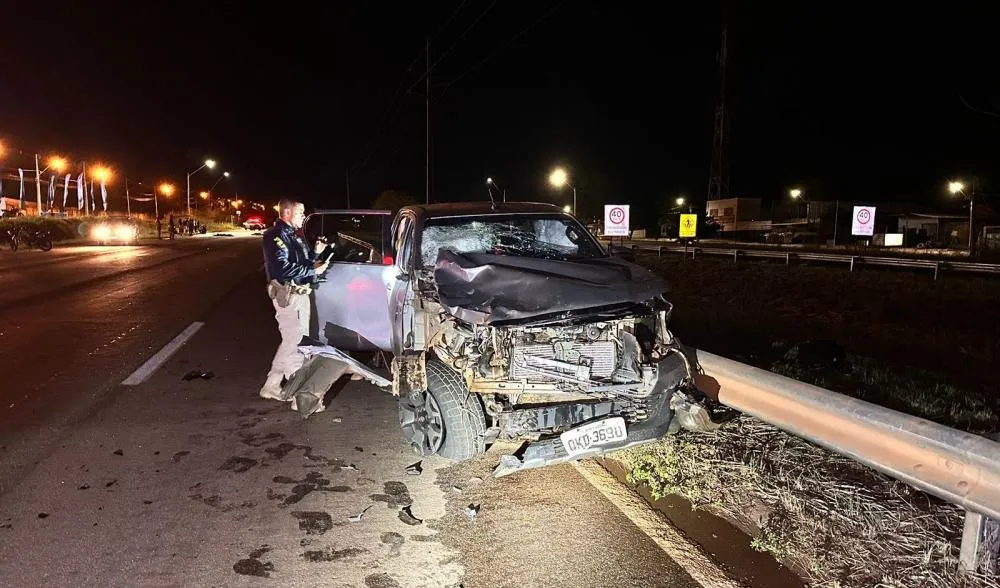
345 168 351 208
425 36 431 205
82 161 89 216
707 23 730 204
969 183 976 253
125 175 132 217
34 154 42 216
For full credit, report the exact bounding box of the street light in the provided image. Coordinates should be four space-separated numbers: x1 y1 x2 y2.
186 158 217 216
199 191 209 200
548 167 576 215
47 156 67 173
157 182 175 219
947 179 975 251
91 165 112 184
486 177 506 202
675 197 686 207
789 188 803 199
562 204 572 213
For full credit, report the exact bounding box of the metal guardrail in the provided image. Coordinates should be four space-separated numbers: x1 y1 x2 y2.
614 241 1000 279
698 351 1000 573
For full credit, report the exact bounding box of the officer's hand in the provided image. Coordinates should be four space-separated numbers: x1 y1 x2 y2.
314 240 327 254
314 261 329 274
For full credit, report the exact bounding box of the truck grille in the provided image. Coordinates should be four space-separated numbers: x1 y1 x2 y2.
509 341 617 381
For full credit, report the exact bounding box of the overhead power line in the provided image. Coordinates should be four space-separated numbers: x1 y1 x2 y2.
353 0 473 173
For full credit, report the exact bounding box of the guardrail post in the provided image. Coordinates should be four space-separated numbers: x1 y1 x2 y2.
850 256 856 272
960 511 985 573
657 246 662 257
785 252 790 266
934 261 940 281
733 250 738 263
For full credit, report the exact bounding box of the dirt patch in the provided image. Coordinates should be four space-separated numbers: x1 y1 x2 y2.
365 572 402 588
291 511 333 535
301 546 368 563
370 481 413 508
218 456 257 473
381 532 404 557
233 545 274 577
271 471 350 506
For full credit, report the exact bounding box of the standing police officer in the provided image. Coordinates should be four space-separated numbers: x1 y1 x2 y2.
259 199 328 400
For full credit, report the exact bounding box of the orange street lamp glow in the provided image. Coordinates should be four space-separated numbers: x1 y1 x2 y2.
159 182 175 197
48 156 67 173
91 165 112 183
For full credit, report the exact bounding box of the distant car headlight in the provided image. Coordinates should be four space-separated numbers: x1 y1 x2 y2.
93 225 112 240
115 225 134 240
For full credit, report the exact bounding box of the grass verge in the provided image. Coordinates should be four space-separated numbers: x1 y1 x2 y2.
620 255 1000 586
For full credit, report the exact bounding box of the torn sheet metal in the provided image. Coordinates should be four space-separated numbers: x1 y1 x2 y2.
432 250 666 325
297 338 392 388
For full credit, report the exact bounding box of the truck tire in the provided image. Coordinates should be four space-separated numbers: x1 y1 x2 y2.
399 359 487 461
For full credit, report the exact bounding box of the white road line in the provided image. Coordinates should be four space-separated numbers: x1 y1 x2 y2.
573 459 744 588
121 321 205 386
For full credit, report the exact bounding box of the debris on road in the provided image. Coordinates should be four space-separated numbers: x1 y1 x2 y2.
405 461 422 476
398 505 422 526
347 505 372 523
331 417 342 423
113 449 123 456
181 370 214 381
464 504 480 520
37 513 48 519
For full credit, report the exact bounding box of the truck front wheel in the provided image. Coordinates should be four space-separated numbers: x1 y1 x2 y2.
398 360 487 461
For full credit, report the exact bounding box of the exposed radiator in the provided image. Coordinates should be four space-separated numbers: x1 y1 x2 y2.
509 340 617 380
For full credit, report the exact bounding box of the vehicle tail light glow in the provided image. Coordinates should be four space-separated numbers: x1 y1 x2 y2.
383 255 394 265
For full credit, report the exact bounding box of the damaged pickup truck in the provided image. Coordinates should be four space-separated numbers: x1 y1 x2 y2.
303 203 735 475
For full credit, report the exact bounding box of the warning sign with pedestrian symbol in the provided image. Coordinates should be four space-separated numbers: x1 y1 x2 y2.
851 206 876 237
679 214 698 238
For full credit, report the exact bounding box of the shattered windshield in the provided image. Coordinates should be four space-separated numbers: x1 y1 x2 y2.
420 214 604 266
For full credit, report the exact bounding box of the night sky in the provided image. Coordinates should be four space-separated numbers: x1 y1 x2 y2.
2 2 998 220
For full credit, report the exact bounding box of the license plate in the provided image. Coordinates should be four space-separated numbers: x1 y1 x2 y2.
560 417 627 458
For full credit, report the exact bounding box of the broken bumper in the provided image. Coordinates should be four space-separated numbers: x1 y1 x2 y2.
493 354 685 477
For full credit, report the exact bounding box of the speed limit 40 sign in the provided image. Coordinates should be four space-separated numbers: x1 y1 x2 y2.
604 204 630 237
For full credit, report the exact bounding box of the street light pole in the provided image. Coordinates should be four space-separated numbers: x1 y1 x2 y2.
34 154 42 216
968 186 975 252
186 159 216 217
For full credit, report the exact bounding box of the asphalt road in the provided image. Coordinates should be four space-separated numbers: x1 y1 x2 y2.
0 238 704 587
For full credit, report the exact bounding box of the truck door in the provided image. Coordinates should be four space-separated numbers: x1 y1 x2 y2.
305 210 395 352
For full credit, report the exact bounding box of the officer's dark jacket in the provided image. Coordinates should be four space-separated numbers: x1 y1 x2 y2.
262 220 316 285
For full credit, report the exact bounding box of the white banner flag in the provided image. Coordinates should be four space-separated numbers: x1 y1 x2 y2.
77 173 85 210
90 180 96 211
48 175 56 210
100 181 108 212
63 173 70 208
18 168 24 208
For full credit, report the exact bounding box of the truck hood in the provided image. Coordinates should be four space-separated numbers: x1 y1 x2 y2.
432 250 666 325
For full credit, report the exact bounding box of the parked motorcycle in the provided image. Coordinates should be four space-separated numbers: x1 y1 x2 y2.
8 226 53 252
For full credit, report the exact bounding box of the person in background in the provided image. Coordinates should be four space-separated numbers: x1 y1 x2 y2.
155 216 162 240
258 199 328 400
